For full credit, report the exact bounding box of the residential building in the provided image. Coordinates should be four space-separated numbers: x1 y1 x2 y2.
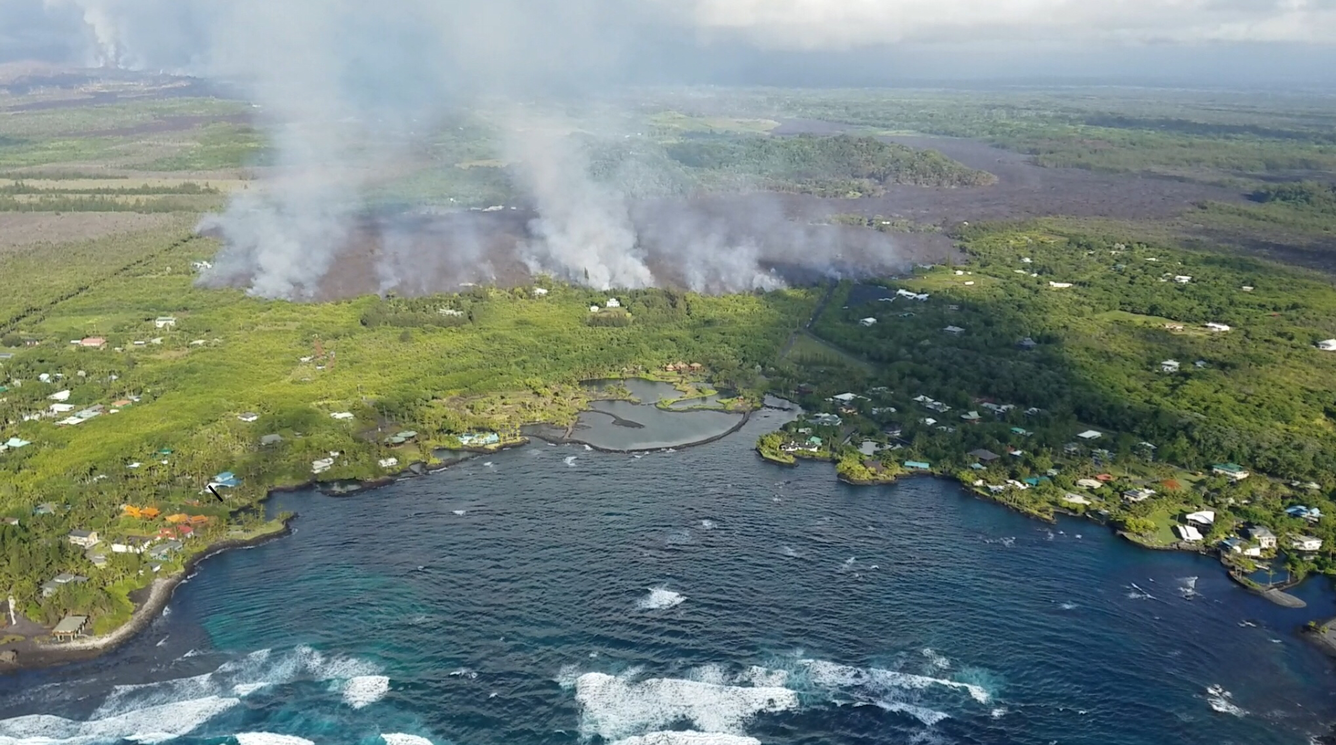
379 457 400 469
606 298 621 308
1246 525 1277 550
1076 478 1104 489
944 325 965 334
905 461 931 471
1175 525 1204 542
41 573 88 598
532 288 549 296
1319 339 1336 352
1123 488 1156 503
238 412 260 423
260 434 284 446
1077 430 1103 440
1161 360 1180 373
1291 535 1324 552
1205 323 1231 333
1212 463 1250 482
67 529 100 548
312 457 335 474
52 615 89 641
969 449 1000 463
1063 493 1092 506
859 318 877 327
154 317 177 329
1185 511 1215 528
78 337 106 349
961 411 981 422
1048 281 1073 289
1017 338 1038 350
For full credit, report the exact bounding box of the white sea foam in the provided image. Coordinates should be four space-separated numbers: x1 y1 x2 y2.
612 732 761 745
921 649 950 671
343 675 391 709
0 695 239 745
232 683 268 697
452 510 467 516
235 733 316 745
689 664 730 686
991 706 1008 718
637 587 686 610
556 664 584 689
1059 602 1079 610
449 668 479 680
382 734 435 745
1206 685 1246 716
700 520 717 530
565 456 578 467
575 671 798 742
799 659 992 704
740 666 789 689
874 700 950 727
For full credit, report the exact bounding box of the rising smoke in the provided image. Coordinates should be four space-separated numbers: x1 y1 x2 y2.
37 0 909 298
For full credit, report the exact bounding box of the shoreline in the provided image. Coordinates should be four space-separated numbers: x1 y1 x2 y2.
0 397 760 675
526 409 752 454
0 517 293 674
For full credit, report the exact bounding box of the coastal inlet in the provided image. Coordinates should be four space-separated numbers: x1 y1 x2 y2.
1 408 1334 745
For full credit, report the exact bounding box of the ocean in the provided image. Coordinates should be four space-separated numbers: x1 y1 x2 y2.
2 405 1334 745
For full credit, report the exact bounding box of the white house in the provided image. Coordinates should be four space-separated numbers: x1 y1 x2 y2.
1048 281 1073 289
1161 360 1180 373
1246 525 1277 550
831 393 860 403
1205 323 1231 332
1123 488 1156 503
533 288 549 297
154 317 177 329
48 390 71 402
330 412 355 421
1174 276 1192 284
1076 478 1104 489
50 403 75 413
859 317 877 327
1318 339 1336 352
589 305 601 313
944 326 965 334
237 412 260 423
1185 510 1216 527
312 457 335 474
1174 525 1204 542
67 529 100 549
378 457 399 469
1077 430 1102 440
606 298 621 308
1291 535 1324 552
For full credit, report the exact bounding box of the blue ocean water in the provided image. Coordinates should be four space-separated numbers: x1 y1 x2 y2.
2 406 1335 745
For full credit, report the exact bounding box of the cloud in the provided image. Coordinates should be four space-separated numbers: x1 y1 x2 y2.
681 0 1336 48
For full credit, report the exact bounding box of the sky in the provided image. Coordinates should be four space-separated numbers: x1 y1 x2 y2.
5 0 1336 87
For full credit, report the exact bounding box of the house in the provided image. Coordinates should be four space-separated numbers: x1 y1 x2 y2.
1185 510 1216 527
1063 493 1093 506
458 432 501 447
1246 525 1277 550
86 550 108 568
1010 427 1031 436
34 503 56 515
1174 276 1192 284
111 536 153 554
1212 463 1250 482
154 317 177 329
1205 323 1231 333
312 457 335 474
1048 281 1073 289
1077 430 1102 441
1123 488 1156 503
969 449 1000 463
1291 535 1324 552
1161 360 1180 373
41 573 88 598
1319 339 1336 352
589 305 601 313
961 411 981 422
859 318 877 327
905 461 931 471
238 412 260 423
810 413 842 427
1175 525 1204 543
79 337 106 349
330 412 355 421
1006 479 1030 491
1076 478 1104 490
379 457 400 469
1219 537 1264 558
944 326 965 334
49 402 75 414
52 615 89 641
831 393 860 404
67 529 100 548
149 540 184 561
1017 337 1038 350
922 417 937 426
211 471 241 489
533 287 549 297
48 390 71 402
1286 505 1313 519
606 298 621 308
260 434 284 446
3 437 30 449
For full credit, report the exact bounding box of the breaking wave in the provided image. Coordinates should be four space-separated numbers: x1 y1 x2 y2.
342 675 391 709
0 646 382 745
235 734 317 745
575 671 798 742
612 732 761 745
381 734 435 745
1206 685 1246 717
637 587 686 610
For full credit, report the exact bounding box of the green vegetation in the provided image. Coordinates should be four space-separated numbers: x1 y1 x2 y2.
762 221 1336 577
